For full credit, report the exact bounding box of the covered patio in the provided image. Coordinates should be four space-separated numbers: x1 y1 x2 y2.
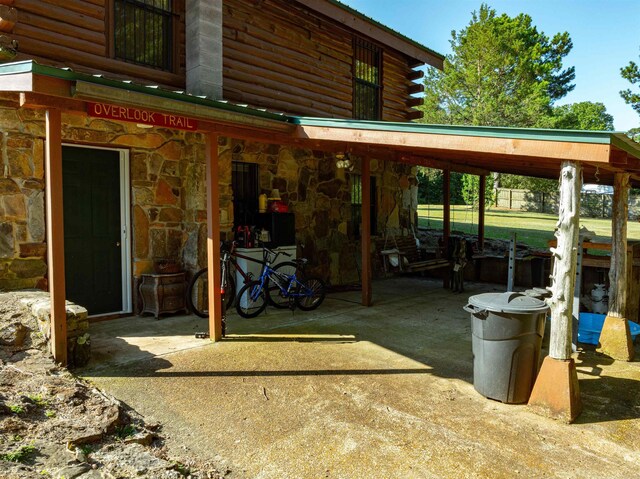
4 60 640 423
80 276 640 478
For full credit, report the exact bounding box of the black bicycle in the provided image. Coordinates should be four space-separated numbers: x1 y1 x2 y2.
187 242 244 318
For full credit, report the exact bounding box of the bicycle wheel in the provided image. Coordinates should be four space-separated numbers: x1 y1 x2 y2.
187 267 235 318
266 261 298 309
235 280 268 318
295 277 326 311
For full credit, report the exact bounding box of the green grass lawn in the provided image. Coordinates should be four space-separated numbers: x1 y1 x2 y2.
417 205 640 250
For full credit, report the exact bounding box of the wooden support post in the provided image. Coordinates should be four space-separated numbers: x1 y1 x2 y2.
361 158 372 306
599 172 634 361
442 169 451 288
528 161 582 423
45 109 67 366
206 133 223 341
478 175 486 251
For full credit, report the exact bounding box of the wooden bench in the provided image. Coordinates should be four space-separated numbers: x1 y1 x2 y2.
377 236 450 273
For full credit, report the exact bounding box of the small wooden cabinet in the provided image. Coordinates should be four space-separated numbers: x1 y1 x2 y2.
139 272 186 319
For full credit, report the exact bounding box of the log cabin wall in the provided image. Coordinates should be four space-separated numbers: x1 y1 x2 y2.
223 0 421 120
12 0 187 88
11 0 424 119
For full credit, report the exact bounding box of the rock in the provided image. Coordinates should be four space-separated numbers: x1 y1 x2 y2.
18 242 47 259
91 443 183 478
0 322 29 347
27 191 45 242
54 463 91 479
133 206 149 258
0 223 14 258
124 431 155 446
0 178 20 194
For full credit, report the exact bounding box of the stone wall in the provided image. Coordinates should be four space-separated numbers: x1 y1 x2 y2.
221 137 419 285
0 104 418 299
0 108 48 291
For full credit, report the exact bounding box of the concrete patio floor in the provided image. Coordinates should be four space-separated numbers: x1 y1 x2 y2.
79 277 640 478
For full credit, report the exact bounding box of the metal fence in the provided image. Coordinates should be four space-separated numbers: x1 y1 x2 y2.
494 188 640 219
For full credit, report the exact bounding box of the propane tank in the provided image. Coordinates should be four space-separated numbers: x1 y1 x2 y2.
258 193 268 213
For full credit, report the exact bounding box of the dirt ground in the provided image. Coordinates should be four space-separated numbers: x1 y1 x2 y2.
80 278 640 479
0 292 225 478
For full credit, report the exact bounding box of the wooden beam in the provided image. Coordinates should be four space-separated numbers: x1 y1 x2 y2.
407 70 424 81
20 92 85 111
408 83 424 95
361 158 372 306
442 169 451 289
45 108 67 366
406 110 424 121
406 97 424 108
296 126 613 164
206 133 223 341
400 155 491 176
478 175 486 251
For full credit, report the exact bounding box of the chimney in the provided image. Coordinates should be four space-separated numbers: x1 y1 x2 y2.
186 0 223 99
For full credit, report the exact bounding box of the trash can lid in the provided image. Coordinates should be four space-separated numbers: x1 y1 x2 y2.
468 291 549 314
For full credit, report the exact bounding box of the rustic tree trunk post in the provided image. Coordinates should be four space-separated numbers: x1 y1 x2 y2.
528 161 582 423
599 173 634 360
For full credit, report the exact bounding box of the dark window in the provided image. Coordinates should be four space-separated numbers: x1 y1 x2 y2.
114 0 173 71
353 38 382 120
351 174 377 239
232 162 259 227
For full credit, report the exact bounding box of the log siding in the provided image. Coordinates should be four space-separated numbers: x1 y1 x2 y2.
223 0 422 120
13 0 186 87
12 0 426 119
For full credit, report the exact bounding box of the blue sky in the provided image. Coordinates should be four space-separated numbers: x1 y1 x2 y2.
340 0 640 131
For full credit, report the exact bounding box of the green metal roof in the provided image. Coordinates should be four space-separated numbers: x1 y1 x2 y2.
0 60 289 123
328 0 445 62
290 116 640 159
4 61 640 161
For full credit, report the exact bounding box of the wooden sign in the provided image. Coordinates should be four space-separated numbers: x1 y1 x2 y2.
87 102 198 131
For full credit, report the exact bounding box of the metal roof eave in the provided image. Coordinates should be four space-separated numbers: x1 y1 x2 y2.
0 61 293 131
290 116 640 159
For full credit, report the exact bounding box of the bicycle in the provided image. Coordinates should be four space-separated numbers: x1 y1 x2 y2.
235 247 326 318
187 241 260 318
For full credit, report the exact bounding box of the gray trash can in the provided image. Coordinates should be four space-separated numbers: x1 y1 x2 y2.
464 292 549 404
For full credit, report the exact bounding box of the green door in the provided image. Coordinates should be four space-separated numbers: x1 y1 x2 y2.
63 147 123 315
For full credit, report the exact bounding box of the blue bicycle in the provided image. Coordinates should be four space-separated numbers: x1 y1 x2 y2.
235 247 326 318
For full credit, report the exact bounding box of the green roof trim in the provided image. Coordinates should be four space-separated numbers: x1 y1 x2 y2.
328 0 445 62
290 116 640 156
0 60 289 123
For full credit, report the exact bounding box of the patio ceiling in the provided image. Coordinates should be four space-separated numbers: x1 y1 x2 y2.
291 118 640 186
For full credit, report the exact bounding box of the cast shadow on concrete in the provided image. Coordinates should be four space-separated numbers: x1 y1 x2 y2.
573 349 640 424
